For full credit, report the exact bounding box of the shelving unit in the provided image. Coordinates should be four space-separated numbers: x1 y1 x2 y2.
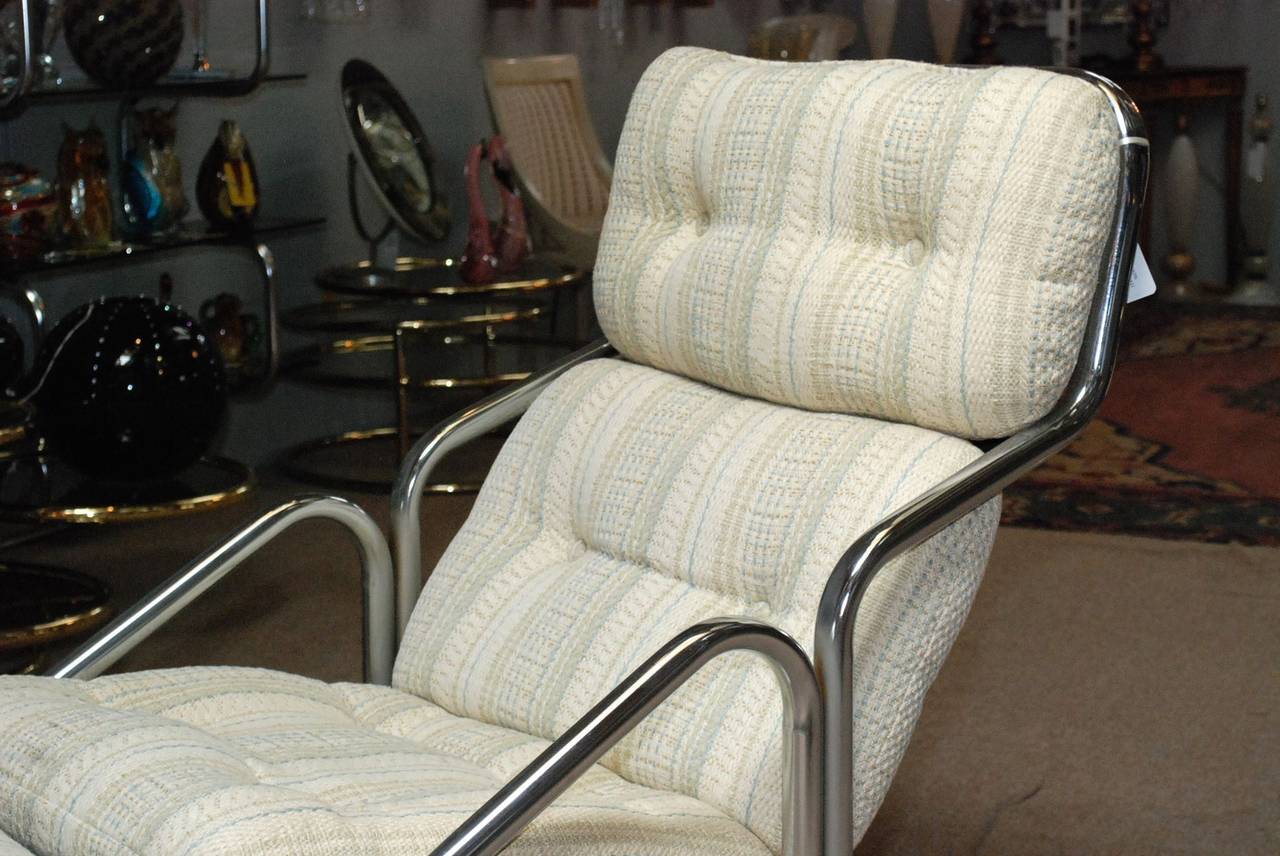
13 73 306 110
0 0 322 672
3 216 324 389
0 0 275 115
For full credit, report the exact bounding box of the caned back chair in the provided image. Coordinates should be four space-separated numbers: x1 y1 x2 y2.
0 49 1145 856
481 54 613 270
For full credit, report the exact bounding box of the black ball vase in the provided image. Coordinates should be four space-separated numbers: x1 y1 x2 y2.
64 0 184 90
31 296 227 481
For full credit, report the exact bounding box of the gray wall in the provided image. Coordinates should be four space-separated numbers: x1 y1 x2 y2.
0 2 1265 466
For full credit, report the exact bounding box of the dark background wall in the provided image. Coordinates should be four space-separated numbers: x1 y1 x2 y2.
0 1 1267 464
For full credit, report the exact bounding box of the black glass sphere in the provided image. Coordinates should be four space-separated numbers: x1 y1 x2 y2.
31 296 226 481
63 0 184 90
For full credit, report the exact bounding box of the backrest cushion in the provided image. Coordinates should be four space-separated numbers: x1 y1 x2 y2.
594 48 1121 439
395 359 1000 852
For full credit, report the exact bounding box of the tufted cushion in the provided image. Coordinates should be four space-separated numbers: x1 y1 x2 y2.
594 48 1121 439
395 359 1000 850
0 667 770 856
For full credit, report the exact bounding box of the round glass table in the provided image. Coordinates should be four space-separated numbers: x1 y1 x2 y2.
278 255 587 492
0 562 111 675
0 455 254 524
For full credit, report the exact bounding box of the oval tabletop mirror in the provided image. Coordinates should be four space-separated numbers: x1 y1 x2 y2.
340 59 450 243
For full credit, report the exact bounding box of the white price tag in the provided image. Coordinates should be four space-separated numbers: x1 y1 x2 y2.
1128 246 1157 303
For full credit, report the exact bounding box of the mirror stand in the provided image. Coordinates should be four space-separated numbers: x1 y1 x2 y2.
347 152 396 263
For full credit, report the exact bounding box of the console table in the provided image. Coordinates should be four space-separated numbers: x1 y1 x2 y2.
1104 65 1248 290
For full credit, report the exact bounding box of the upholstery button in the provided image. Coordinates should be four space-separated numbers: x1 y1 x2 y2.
905 238 926 266
695 213 711 235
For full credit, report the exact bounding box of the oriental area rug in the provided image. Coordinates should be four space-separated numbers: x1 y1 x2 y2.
1002 302 1280 545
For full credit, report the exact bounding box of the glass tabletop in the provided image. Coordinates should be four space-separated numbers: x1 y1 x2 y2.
0 563 111 653
0 455 253 524
315 256 586 299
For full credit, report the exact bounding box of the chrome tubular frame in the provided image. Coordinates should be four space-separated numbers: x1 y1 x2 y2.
390 339 615 635
428 618 824 856
250 0 271 87
814 72 1149 855
48 496 395 685
390 72 1147 856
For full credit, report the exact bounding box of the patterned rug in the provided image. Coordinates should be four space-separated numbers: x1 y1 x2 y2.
1002 302 1280 545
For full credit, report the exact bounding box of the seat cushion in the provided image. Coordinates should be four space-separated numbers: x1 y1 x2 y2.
594 48 1121 439
0 667 770 856
395 358 1001 850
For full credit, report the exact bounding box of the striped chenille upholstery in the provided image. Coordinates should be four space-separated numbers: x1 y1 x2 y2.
0 49 1122 856
0 668 768 855
595 48 1119 439
395 359 1000 851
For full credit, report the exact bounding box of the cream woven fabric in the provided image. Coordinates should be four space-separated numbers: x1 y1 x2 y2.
395 359 1000 850
0 667 769 855
0 48 1122 855
0 360 998 855
595 48 1120 439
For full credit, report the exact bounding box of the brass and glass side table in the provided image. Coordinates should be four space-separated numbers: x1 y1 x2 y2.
0 431 253 673
279 256 587 493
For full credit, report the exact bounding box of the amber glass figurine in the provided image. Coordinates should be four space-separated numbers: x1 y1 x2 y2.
55 123 113 248
197 120 260 230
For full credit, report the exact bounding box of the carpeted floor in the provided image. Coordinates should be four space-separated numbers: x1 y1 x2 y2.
1003 303 1280 545
3 476 1277 854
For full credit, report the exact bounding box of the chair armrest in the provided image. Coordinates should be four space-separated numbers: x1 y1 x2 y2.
429 617 824 856
47 495 395 685
391 338 615 636
814 71 1150 854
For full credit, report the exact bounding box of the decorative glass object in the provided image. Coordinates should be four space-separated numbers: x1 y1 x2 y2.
1164 114 1199 299
0 1 63 92
0 162 55 260
598 0 624 45
1128 0 1162 72
300 0 370 22
28 295 227 481
196 120 259 230
32 0 63 88
862 0 899 59
0 314 22 392
1241 94 1274 281
967 0 1000 64
1045 0 1083 67
122 106 188 236
55 122 114 248
927 0 966 64
63 0 184 89
189 0 209 71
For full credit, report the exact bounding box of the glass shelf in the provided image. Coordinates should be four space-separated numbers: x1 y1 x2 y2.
1 217 325 278
3 73 306 114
